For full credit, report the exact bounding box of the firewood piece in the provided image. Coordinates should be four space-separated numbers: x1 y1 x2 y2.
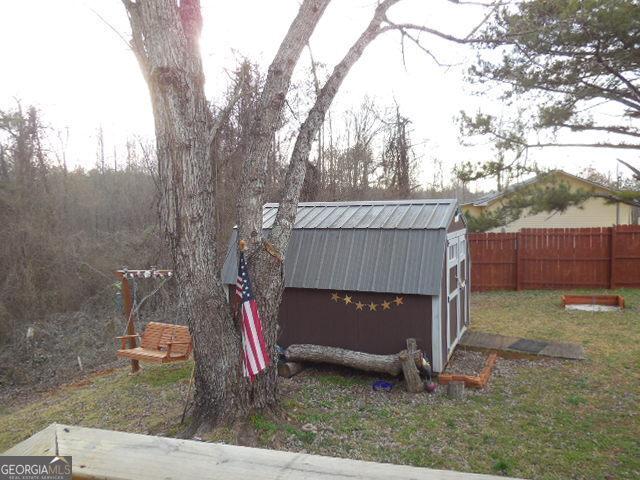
277 361 304 378
447 380 465 399
285 344 422 376
400 338 424 393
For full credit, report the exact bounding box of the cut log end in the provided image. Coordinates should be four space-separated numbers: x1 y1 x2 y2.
277 361 304 378
447 380 465 399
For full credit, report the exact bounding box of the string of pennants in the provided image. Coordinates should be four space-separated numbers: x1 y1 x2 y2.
120 269 173 279
330 292 404 311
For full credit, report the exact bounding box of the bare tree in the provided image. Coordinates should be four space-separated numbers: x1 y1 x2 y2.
119 0 478 431
379 104 415 198
121 0 330 429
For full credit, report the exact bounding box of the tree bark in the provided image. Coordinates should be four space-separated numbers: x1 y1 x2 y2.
234 0 331 411
122 0 246 430
244 0 401 412
123 0 331 430
237 0 331 250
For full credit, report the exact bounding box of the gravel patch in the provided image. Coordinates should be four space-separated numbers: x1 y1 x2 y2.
444 349 487 376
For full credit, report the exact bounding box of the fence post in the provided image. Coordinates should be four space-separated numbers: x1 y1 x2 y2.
610 226 616 289
516 231 522 291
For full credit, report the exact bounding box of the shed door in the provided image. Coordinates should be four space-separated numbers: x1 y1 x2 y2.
446 232 467 354
446 236 459 352
458 236 468 329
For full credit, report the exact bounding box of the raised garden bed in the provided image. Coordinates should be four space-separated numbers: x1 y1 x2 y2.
438 351 498 389
562 294 625 311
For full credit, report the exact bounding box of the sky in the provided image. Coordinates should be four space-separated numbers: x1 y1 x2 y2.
1 0 637 192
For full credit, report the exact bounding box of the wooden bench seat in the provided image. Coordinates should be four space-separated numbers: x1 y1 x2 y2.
116 322 192 364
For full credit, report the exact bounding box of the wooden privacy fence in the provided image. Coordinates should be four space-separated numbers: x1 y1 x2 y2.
469 225 640 291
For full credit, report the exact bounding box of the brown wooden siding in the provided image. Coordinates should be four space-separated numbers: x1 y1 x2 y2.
277 288 432 361
469 226 640 291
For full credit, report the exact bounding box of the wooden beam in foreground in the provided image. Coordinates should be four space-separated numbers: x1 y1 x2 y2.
2 424 524 480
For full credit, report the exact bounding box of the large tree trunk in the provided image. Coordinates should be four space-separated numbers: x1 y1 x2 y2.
235 0 331 410
247 0 401 405
123 0 407 430
123 0 330 430
122 0 245 430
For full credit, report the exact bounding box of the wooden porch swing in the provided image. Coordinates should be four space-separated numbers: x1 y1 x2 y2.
115 269 193 373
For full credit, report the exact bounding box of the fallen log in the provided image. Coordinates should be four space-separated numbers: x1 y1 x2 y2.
284 343 423 377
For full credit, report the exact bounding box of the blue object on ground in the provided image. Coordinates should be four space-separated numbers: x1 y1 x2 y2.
372 380 394 391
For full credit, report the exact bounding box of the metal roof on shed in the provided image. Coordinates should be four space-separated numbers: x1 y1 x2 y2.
261 199 456 230
222 199 460 296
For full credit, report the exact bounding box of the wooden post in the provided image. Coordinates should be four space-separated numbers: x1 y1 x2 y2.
120 274 140 373
609 226 616 289
515 231 523 291
446 380 465 399
400 338 424 393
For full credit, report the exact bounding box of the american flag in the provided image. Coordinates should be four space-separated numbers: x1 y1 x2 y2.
236 251 270 380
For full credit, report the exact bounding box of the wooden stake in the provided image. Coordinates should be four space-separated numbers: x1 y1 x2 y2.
446 380 465 399
400 338 425 393
120 273 140 373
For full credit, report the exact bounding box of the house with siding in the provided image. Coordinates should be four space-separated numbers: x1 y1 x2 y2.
462 170 639 232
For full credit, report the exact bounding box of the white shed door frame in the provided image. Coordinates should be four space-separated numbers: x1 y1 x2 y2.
446 230 467 356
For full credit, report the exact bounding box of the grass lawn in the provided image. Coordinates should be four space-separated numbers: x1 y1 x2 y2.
1 289 639 479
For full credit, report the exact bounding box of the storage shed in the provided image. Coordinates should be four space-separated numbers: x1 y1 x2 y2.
222 199 470 373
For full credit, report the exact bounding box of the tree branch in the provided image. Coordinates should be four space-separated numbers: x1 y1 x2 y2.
592 191 640 208
237 0 331 253
618 158 640 180
525 141 640 150
593 51 640 104
384 21 483 44
206 78 244 168
121 0 150 82
268 0 402 254
556 123 640 138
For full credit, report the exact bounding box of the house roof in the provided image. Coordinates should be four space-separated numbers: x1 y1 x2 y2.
462 170 613 207
221 199 461 296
